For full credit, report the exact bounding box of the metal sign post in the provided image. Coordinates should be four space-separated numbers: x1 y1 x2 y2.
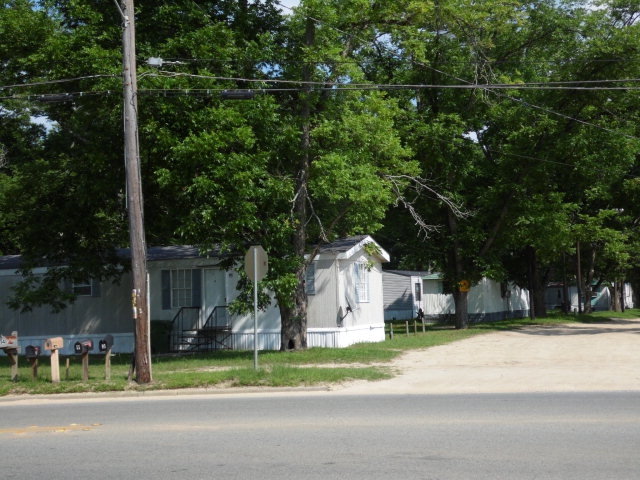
245 246 268 370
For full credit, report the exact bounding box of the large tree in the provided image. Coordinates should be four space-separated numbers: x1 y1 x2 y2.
172 0 418 349
3 0 640 348
1 0 417 350
376 0 640 325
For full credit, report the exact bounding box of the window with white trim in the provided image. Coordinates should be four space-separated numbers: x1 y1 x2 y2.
161 268 202 310
354 263 370 303
171 269 193 308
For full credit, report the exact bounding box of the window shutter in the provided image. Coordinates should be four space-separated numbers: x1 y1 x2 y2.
161 270 171 310
305 263 316 295
91 278 101 297
192 269 202 307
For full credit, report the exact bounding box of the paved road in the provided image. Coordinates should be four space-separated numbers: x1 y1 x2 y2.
2 391 640 480
1 319 639 480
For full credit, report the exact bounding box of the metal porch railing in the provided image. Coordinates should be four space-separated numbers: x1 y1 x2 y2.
169 306 232 353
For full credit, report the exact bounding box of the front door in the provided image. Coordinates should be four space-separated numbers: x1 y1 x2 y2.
203 269 226 324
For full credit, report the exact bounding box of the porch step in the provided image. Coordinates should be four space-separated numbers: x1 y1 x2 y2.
172 328 232 352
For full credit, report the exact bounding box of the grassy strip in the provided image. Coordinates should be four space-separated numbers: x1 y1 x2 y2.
1 309 637 396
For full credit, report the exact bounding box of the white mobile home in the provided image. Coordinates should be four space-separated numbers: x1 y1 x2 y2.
383 270 529 323
0 236 389 354
544 282 635 312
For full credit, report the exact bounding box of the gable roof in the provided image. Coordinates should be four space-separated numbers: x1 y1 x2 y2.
383 269 429 278
144 245 223 262
0 236 390 271
315 235 390 262
383 270 443 280
0 255 22 271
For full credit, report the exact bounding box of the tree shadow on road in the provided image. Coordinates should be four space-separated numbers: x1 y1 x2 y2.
510 318 640 337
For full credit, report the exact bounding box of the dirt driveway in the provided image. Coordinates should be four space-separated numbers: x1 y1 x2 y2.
339 318 640 395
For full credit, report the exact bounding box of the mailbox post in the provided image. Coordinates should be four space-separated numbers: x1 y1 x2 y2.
0 331 19 382
74 339 94 381
99 335 114 380
44 337 64 383
25 345 41 379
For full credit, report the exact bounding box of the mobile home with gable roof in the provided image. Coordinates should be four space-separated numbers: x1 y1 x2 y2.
0 236 389 354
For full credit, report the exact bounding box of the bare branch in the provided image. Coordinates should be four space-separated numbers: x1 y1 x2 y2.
305 192 330 243
0 144 7 169
384 174 472 239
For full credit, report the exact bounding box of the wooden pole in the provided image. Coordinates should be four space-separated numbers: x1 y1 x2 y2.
120 0 151 383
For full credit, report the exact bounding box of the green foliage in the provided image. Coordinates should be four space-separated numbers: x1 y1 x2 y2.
2 0 640 321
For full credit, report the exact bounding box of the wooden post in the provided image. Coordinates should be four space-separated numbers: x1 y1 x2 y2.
389 323 394 340
422 318 426 333
81 353 90 381
6 349 18 382
50 350 60 383
405 320 409 336
44 337 64 383
65 357 70 381
104 348 112 381
414 320 417 334
1 331 19 381
28 358 38 379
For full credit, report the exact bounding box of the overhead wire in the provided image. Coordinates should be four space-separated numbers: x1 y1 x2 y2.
2 0 638 148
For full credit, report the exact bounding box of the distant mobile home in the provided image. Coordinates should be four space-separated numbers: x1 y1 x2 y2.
544 282 635 312
0 236 389 355
383 270 529 323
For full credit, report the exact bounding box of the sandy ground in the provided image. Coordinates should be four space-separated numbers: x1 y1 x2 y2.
338 318 640 395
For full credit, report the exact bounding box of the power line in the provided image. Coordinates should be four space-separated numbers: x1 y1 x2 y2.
3 69 640 95
0 75 119 91
4 81 640 104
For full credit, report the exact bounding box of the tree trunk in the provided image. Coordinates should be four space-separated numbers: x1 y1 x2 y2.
279 280 308 350
526 246 547 318
582 246 597 314
447 208 468 329
453 290 469 329
280 18 315 351
612 280 624 312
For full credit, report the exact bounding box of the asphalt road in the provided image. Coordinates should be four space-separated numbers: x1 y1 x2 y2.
1 392 640 480
1 318 639 479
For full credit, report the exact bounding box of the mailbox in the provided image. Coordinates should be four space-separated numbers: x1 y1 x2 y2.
74 339 94 355
25 345 41 359
44 337 64 351
98 335 114 353
0 331 18 350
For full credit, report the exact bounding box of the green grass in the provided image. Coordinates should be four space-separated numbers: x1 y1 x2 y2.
1 309 637 396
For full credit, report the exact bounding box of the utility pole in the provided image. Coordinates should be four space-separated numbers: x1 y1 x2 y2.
119 0 151 383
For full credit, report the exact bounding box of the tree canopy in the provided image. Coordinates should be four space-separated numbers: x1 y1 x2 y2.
1 0 640 335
